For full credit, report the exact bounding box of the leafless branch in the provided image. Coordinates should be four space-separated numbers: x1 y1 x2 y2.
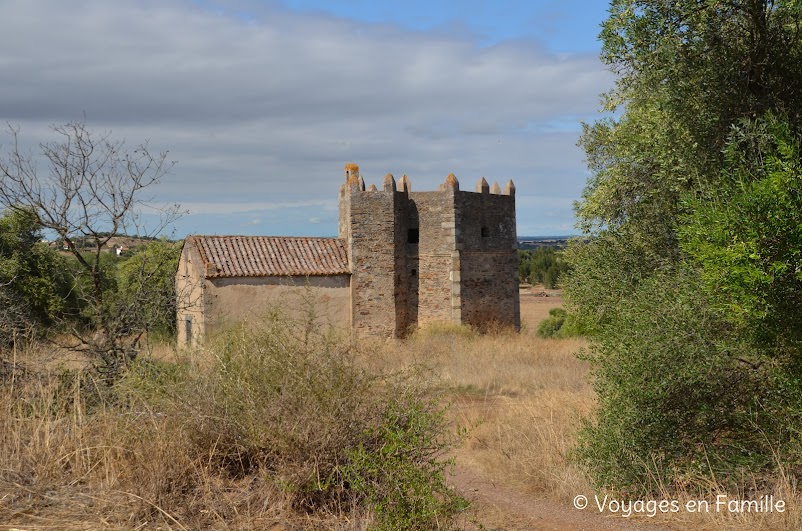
0 120 181 380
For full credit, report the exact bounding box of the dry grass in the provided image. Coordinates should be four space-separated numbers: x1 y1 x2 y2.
367 290 802 529
2 290 802 529
365 292 595 503
0 316 458 530
0 370 318 530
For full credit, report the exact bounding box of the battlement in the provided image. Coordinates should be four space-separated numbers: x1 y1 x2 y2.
340 164 515 197
338 162 520 338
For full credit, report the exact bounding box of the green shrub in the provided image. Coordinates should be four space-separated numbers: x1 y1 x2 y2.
341 399 468 530
130 310 468 526
537 308 584 338
574 268 802 495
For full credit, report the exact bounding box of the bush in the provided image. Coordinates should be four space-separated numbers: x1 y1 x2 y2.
154 310 467 526
537 308 584 339
114 239 181 338
2 308 466 528
0 208 74 346
574 267 802 496
342 399 468 530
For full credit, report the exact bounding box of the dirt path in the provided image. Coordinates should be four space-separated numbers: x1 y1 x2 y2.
449 465 674 531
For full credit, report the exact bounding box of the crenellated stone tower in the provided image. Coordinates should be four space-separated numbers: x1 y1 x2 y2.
339 163 520 338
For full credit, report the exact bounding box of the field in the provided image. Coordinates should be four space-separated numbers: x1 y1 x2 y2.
0 289 800 529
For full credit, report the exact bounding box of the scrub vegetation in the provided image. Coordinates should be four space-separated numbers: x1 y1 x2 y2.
568 0 802 503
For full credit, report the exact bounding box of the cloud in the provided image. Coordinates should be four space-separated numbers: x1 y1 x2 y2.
180 200 335 215
0 0 612 236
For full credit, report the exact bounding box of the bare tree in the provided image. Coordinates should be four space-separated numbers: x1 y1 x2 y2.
0 120 181 379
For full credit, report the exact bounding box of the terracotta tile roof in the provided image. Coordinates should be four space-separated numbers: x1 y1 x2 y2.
187 235 350 278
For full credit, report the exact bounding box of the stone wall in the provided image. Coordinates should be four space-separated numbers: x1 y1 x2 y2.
342 165 519 338
455 186 520 330
403 190 458 327
344 176 400 338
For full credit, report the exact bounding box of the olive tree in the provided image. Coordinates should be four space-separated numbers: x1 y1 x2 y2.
569 0 802 493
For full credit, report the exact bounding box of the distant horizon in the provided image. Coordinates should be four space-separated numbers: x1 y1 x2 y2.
517 234 578 240
40 230 582 242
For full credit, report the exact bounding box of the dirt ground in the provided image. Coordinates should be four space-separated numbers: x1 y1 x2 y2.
450 466 672 531
518 284 565 329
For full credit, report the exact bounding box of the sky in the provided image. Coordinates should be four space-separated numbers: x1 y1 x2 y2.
0 0 614 238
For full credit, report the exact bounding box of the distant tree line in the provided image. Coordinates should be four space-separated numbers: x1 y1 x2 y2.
517 247 568 288
49 232 171 250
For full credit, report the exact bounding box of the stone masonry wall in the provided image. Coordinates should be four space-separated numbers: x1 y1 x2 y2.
346 184 399 338
342 164 519 338
456 187 520 330
404 190 458 327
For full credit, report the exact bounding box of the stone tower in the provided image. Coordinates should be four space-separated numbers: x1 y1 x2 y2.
339 163 520 338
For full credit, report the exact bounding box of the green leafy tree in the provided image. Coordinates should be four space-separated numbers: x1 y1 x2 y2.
114 239 181 340
0 208 72 345
578 0 802 260
681 117 802 345
569 1 802 494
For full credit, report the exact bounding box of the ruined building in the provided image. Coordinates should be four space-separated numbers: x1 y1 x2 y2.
176 164 519 346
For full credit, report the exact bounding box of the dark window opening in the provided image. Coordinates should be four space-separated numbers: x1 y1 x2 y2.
411 268 417 277
481 227 489 238
185 315 193 346
408 228 419 244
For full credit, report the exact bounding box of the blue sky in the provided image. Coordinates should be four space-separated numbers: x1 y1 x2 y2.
277 0 608 51
0 0 614 237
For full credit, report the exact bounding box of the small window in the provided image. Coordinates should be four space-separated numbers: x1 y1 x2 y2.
185 315 193 346
408 228 419 244
481 227 489 238
411 268 417 277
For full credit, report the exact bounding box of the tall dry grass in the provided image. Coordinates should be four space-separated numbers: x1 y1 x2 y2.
0 314 462 530
368 294 802 530
0 366 303 529
363 296 594 502
3 293 802 530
